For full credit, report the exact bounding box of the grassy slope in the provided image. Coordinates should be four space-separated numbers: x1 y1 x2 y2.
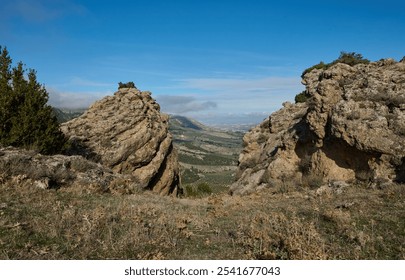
0 181 403 259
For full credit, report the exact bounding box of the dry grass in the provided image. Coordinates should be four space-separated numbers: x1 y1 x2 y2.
0 180 404 259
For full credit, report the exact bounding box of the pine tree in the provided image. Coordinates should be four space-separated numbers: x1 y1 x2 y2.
0 46 13 142
0 46 66 154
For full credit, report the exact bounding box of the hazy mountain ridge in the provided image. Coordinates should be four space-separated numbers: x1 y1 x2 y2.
52 108 86 123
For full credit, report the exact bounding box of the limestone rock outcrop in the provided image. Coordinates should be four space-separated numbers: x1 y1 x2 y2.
231 59 405 195
0 147 137 193
61 87 180 195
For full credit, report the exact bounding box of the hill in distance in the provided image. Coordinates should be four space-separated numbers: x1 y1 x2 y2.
169 115 243 193
52 108 87 123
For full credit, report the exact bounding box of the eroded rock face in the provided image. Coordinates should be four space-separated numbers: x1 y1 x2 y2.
61 87 180 195
231 59 405 195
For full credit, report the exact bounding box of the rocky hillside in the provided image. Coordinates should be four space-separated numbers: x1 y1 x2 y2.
231 58 405 195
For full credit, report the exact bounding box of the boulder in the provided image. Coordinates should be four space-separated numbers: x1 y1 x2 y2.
61 87 181 195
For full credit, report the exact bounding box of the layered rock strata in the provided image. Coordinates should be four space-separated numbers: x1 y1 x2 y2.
61 87 180 195
231 59 405 195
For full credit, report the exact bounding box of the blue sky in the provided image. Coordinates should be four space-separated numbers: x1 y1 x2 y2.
1 0 404 125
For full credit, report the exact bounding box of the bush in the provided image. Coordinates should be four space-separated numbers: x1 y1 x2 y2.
301 51 370 78
118 81 136 89
301 174 324 189
0 46 66 154
333 52 370 66
298 155 312 174
301 61 328 78
294 90 311 103
184 182 212 197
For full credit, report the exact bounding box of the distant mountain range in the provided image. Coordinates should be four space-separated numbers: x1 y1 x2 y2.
188 113 269 131
52 107 86 123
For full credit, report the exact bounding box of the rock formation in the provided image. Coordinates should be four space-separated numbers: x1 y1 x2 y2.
0 147 137 193
60 86 180 195
231 59 405 195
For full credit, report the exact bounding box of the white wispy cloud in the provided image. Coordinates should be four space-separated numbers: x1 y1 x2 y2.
156 95 217 114
47 88 112 109
159 75 304 118
69 77 114 88
2 0 86 23
175 76 302 94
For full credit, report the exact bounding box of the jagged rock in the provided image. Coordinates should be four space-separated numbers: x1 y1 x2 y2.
34 177 50 189
231 59 405 195
61 87 181 195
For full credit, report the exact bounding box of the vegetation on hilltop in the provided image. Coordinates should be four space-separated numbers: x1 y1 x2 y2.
118 81 136 89
294 90 311 103
0 46 66 154
295 52 371 103
301 51 370 78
